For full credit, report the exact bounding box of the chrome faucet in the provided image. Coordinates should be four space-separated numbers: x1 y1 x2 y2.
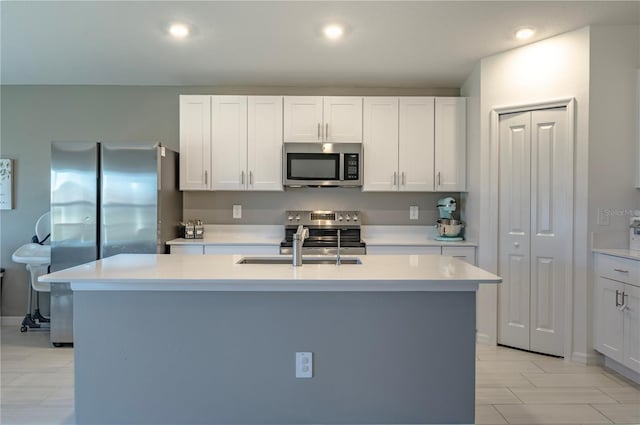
292 225 309 266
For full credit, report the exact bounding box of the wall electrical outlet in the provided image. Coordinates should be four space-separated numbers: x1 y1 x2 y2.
232 205 242 219
295 352 313 378
410 206 419 220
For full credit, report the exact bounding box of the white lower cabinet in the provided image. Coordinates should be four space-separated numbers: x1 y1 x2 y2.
170 245 205 255
204 245 279 255
594 253 640 374
367 245 475 264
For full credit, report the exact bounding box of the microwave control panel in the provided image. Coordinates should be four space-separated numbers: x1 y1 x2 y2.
344 154 359 180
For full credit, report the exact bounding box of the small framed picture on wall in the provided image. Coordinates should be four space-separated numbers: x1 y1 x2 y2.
0 159 14 210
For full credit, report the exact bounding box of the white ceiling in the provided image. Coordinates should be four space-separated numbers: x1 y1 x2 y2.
2 1 639 87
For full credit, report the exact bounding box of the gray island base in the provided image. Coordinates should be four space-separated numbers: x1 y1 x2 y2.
41 254 501 425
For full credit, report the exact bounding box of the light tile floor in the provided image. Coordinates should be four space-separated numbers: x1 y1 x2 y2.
1 326 639 425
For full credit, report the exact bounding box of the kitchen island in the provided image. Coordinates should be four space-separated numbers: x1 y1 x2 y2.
41 253 501 425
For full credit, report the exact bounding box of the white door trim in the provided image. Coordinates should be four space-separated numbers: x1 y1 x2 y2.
490 97 575 360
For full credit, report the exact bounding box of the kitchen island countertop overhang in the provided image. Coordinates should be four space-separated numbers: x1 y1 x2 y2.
39 253 501 291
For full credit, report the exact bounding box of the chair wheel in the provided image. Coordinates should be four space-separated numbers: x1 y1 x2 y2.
20 326 28 332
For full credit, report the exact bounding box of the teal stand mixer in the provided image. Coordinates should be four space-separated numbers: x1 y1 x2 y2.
435 196 464 241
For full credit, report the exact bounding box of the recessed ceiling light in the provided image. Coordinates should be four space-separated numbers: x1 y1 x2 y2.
168 23 190 39
323 24 344 41
515 27 536 40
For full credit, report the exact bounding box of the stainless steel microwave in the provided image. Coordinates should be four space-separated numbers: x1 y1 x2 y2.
283 143 363 187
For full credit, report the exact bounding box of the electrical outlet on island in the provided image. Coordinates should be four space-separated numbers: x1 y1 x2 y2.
410 206 419 220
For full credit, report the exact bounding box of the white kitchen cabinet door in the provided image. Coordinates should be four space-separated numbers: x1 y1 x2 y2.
179 95 211 190
247 96 283 191
398 97 435 192
211 96 248 190
435 97 466 191
595 277 625 362
323 97 363 143
622 283 640 372
362 97 399 191
441 246 476 265
283 96 323 142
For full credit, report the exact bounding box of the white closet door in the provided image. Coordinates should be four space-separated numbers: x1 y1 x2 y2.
529 108 567 356
498 111 531 351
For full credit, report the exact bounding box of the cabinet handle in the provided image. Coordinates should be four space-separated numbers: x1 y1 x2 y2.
618 292 629 311
249 171 253 185
204 170 208 185
402 172 406 186
317 123 321 140
241 171 245 185
437 171 441 187
614 268 629 273
393 172 397 186
615 290 622 307
325 123 329 141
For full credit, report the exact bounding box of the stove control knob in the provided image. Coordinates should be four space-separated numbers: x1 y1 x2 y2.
295 215 301 221
353 215 358 221
338 215 343 221
345 215 351 221
288 215 294 221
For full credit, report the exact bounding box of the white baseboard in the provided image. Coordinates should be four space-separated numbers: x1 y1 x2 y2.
1 316 23 326
571 350 600 365
604 357 640 385
476 332 492 345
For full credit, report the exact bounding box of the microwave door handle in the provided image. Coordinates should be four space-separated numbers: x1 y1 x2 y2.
339 154 344 181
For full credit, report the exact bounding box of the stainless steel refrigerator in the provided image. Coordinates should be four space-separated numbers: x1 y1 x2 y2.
50 141 182 345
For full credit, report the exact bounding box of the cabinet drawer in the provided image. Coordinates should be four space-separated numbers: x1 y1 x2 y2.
441 246 476 265
597 254 640 286
367 246 441 255
204 245 279 255
170 245 205 255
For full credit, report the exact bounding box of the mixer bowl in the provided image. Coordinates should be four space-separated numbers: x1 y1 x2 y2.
436 219 464 237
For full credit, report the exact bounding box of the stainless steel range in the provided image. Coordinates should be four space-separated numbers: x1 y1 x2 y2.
280 210 366 255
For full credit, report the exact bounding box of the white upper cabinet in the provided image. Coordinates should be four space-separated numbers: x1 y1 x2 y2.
362 97 399 191
211 96 248 190
323 97 363 143
247 96 284 191
283 96 323 142
179 95 211 190
284 96 362 143
399 97 435 192
180 95 283 192
435 97 466 191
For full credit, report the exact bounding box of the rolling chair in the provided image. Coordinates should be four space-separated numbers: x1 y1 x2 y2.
11 212 51 332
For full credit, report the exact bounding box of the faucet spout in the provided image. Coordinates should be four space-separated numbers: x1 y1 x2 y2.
292 225 309 266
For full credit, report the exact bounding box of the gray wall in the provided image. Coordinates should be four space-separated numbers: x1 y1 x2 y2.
0 85 459 317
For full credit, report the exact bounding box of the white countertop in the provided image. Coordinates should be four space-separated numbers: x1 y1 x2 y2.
593 248 640 261
166 225 477 247
40 253 501 292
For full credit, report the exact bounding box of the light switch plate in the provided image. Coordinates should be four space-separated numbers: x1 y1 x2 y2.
232 205 242 219
295 352 313 378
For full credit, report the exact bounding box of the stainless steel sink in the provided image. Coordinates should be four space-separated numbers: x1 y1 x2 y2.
237 256 362 265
